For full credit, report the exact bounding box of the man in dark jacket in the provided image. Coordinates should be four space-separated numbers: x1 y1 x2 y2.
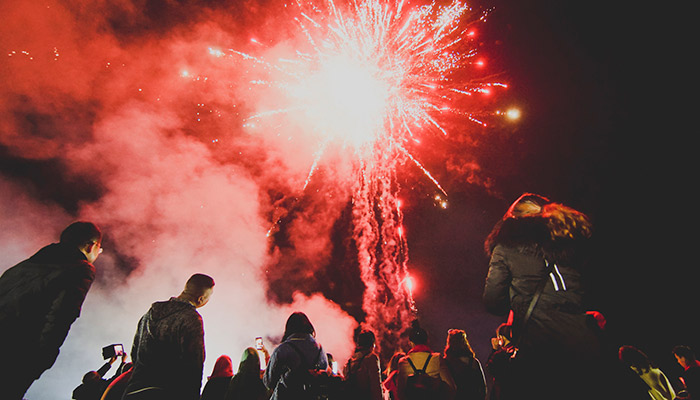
123 273 215 400
0 221 102 400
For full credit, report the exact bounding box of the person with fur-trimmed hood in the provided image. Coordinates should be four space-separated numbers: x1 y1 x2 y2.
482 193 606 399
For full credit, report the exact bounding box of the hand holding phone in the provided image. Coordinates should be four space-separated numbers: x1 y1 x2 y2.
255 337 263 350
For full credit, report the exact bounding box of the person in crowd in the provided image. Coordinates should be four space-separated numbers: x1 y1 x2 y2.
618 345 677 400
343 328 383 400
672 345 700 399
0 221 103 400
201 355 234 400
383 351 406 400
482 193 606 399
123 273 215 400
100 363 134 400
263 311 328 400
396 320 455 400
485 323 520 400
73 352 129 400
442 329 486 400
225 347 271 400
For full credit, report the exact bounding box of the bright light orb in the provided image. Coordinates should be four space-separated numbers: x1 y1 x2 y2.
506 108 521 120
294 55 390 151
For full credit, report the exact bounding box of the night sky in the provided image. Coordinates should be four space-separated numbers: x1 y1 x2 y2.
1 0 695 397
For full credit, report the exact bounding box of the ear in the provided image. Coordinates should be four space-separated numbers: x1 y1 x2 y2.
85 242 97 253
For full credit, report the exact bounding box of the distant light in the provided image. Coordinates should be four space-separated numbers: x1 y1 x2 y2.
181 70 189 77
506 108 521 120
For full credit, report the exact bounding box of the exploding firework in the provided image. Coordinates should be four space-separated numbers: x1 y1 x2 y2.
216 0 508 358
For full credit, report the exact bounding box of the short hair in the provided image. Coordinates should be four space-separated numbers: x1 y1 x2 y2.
357 329 376 349
185 273 215 296
60 222 102 247
673 345 697 361
407 320 428 345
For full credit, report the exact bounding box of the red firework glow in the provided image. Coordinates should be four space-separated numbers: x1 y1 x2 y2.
220 0 510 357
1 0 516 396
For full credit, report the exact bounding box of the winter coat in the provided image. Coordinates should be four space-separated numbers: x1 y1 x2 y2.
482 217 599 359
343 348 383 400
263 333 328 400
443 355 486 400
123 297 206 400
0 243 95 373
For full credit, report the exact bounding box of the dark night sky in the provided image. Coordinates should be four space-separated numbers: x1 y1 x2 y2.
397 0 697 383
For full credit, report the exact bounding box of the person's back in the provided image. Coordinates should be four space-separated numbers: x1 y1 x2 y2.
343 329 383 400
263 312 328 400
0 221 102 400
226 348 269 400
201 355 234 400
396 320 454 400
123 273 214 400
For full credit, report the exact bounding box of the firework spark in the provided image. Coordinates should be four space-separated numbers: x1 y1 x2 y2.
221 0 506 358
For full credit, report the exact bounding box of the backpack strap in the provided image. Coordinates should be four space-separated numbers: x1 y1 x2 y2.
406 353 432 373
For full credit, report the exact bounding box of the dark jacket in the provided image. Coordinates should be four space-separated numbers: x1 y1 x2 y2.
263 334 328 400
444 355 486 400
226 348 270 400
0 243 95 372
482 217 597 358
343 349 383 400
124 297 206 400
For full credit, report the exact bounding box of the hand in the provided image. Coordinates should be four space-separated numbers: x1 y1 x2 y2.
109 355 119 364
491 337 502 350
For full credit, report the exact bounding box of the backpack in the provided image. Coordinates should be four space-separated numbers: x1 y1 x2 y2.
282 342 341 400
404 354 444 400
340 353 368 400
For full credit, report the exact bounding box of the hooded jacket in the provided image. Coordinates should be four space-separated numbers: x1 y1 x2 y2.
124 297 205 400
0 243 95 371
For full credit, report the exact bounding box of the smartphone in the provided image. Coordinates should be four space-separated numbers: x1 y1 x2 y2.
255 337 263 350
331 361 339 375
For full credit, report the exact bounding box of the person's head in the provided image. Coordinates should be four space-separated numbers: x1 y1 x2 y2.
386 351 406 374
179 273 215 308
356 329 376 351
618 345 652 375
406 320 428 346
444 328 475 359
238 347 262 375
505 193 551 219
60 222 102 263
283 311 315 341
208 355 233 379
672 345 697 369
82 371 100 384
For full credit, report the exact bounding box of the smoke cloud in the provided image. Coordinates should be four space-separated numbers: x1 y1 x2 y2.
1 0 359 398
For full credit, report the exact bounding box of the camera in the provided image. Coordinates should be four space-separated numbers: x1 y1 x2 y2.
102 344 125 360
255 337 263 350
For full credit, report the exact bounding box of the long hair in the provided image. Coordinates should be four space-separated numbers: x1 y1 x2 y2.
444 329 476 360
484 193 592 257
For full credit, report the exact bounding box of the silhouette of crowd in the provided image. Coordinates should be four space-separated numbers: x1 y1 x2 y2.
2 193 698 400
